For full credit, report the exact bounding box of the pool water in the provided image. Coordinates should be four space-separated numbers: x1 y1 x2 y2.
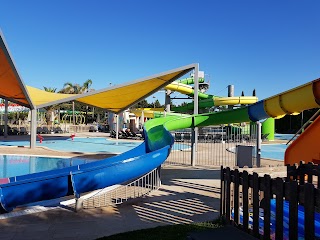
259 134 298 160
0 137 141 154
274 133 297 141
260 144 288 160
0 137 186 153
0 155 96 179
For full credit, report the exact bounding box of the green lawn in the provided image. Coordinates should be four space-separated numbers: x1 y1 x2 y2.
96 219 224 240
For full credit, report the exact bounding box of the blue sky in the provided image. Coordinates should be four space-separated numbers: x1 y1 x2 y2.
1 0 319 105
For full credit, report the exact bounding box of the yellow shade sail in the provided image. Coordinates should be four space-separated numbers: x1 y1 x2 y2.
1 30 196 112
23 65 195 112
76 70 190 113
26 86 75 107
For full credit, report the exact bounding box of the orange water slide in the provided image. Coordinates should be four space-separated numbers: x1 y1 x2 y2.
284 115 320 165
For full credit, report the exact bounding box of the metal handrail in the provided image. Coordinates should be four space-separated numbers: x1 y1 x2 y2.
81 167 161 209
286 109 320 145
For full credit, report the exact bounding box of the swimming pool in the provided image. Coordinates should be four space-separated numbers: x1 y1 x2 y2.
239 134 295 161
258 133 297 160
274 133 297 141
0 155 96 179
0 137 186 153
0 137 141 154
260 144 287 160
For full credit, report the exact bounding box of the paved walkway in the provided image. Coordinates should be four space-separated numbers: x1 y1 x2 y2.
0 165 221 240
0 132 286 239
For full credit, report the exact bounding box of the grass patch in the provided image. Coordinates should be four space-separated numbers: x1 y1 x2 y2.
96 218 224 240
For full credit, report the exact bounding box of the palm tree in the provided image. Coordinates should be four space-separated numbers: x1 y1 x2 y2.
43 87 57 93
60 80 93 125
82 79 93 93
61 79 92 94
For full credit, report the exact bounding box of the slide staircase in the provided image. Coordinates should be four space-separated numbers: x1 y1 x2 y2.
285 110 320 165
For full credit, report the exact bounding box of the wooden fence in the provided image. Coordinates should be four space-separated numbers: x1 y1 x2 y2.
220 162 320 240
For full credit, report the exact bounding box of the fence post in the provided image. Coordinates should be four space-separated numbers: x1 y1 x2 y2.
242 171 249 232
304 183 315 240
191 64 199 167
233 169 239 226
275 177 284 240
225 167 231 224
220 166 225 218
317 165 320 188
252 172 260 238
289 181 298 240
263 174 271 240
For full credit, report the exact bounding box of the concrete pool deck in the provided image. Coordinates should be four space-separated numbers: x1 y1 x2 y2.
0 165 221 240
0 164 287 240
0 132 287 239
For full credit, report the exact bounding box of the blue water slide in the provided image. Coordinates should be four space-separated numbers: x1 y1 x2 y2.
8 142 147 182
0 123 173 213
248 100 269 122
72 146 170 198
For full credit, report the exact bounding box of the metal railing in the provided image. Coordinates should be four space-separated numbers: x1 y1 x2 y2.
166 123 258 167
286 109 320 145
80 167 161 209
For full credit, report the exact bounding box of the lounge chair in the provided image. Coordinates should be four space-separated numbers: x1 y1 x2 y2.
37 127 45 134
54 126 63 133
198 134 207 143
125 129 137 138
213 134 223 143
131 131 143 140
42 126 51 134
182 133 191 142
174 132 183 142
89 126 97 132
110 130 116 138
10 127 19 135
19 127 28 135
121 130 130 138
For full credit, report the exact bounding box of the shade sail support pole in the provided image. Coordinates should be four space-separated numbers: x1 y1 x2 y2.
4 99 8 138
191 64 199 167
30 108 37 149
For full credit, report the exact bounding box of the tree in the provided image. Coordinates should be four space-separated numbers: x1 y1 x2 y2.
133 99 149 108
60 79 92 94
43 87 57 93
154 99 161 108
60 79 93 125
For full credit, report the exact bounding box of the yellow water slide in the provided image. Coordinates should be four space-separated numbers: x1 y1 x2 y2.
165 81 258 111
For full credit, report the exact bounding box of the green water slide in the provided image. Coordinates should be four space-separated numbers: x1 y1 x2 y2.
177 77 205 85
144 107 250 151
166 78 257 112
